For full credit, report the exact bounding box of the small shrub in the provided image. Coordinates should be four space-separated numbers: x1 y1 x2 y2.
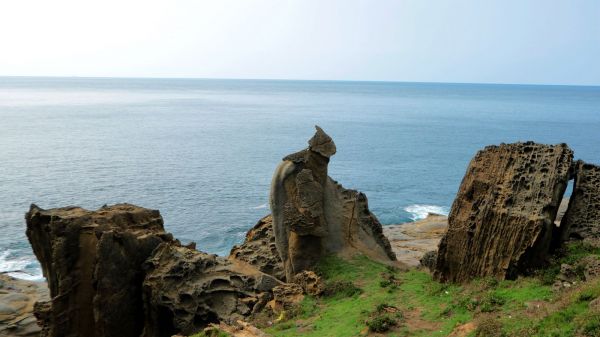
579 291 595 302
475 317 505 337
452 297 479 312
380 279 392 288
485 277 500 288
366 315 398 333
322 280 362 298
479 293 506 312
539 265 561 285
580 314 600 337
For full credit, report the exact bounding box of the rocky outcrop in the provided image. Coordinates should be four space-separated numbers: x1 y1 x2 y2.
141 243 281 337
25 204 173 337
0 275 48 337
434 142 573 282
270 126 396 280
293 271 324 296
384 214 448 267
229 215 285 281
559 161 600 242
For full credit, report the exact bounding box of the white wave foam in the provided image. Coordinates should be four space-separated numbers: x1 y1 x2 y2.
0 249 44 281
251 203 268 210
404 204 449 221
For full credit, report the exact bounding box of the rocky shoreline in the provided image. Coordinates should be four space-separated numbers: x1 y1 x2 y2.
3 127 600 337
0 274 47 337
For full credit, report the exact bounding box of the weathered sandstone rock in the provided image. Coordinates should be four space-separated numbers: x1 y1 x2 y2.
559 161 600 241
293 270 324 296
229 215 285 281
434 142 573 282
267 283 304 314
270 126 396 280
141 243 281 337
25 204 173 337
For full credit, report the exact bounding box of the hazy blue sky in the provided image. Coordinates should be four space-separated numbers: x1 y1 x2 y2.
1 0 598 85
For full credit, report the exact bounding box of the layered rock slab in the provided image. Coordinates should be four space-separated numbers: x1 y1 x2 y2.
270 126 396 280
434 142 573 282
142 244 281 337
25 204 173 337
559 161 600 242
0 275 49 337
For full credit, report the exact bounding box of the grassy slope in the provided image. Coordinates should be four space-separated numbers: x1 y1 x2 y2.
265 243 600 337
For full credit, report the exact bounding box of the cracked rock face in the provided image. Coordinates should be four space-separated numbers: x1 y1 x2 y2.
25 204 173 337
270 126 396 281
434 142 573 282
142 244 281 337
559 161 600 242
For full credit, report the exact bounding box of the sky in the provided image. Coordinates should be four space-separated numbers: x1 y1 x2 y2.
0 0 599 85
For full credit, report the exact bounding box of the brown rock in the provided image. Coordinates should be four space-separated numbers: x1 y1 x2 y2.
267 283 304 313
25 204 173 337
270 126 396 281
141 243 281 337
559 161 600 241
205 320 269 337
578 256 600 281
229 215 285 281
420 251 438 272
293 271 324 296
0 275 49 337
434 142 573 282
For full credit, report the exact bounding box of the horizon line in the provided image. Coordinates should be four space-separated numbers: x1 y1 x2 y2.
1 75 599 88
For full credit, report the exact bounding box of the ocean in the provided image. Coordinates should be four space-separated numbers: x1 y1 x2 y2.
1 77 599 281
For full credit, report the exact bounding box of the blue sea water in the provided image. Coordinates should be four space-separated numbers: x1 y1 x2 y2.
1 77 599 280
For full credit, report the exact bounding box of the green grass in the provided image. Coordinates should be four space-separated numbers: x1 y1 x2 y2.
263 242 600 337
266 255 473 337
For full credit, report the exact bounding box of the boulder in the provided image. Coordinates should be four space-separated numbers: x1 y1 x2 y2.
419 250 438 272
578 255 600 281
434 142 573 282
141 244 281 337
25 204 173 337
270 126 396 281
229 215 285 281
559 161 600 241
267 283 304 314
293 270 324 296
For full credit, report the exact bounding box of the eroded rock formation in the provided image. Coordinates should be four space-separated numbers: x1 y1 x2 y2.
25 204 173 337
434 142 573 282
559 161 600 242
141 244 281 337
229 215 285 281
270 126 396 280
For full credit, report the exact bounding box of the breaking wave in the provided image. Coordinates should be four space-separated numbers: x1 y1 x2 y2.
0 249 44 281
404 204 449 221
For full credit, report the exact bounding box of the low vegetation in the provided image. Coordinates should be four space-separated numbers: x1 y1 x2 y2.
263 242 600 337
